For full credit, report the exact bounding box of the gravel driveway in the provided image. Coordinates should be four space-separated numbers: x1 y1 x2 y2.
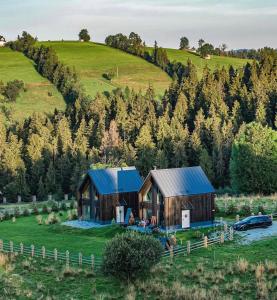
237 221 277 244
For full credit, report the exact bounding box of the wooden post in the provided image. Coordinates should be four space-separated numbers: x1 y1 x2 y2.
31 245 35 257
20 242 24 255
79 253 82 266
187 241 191 255
9 241 13 253
220 232 224 244
204 236 208 248
42 246 45 259
66 250 69 267
229 227 234 241
54 248 58 261
91 255 94 271
236 215 240 222
0 240 3 251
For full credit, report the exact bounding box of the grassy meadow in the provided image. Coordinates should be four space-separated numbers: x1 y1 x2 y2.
40 41 172 98
166 48 250 76
0 236 276 299
0 47 66 120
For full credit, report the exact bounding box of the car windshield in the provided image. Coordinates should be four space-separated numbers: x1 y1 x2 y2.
241 217 253 222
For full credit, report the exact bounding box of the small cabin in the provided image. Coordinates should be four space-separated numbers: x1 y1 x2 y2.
139 166 215 229
77 167 142 224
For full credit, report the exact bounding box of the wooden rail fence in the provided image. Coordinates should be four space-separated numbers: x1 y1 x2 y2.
0 239 102 270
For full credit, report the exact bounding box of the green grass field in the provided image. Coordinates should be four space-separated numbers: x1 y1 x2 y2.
166 48 249 76
0 47 66 120
40 41 172 98
1 234 276 299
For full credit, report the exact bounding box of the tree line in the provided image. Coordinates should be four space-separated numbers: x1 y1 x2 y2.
0 32 276 201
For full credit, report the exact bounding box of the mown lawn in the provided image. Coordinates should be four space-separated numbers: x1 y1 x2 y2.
0 47 65 120
40 41 172 98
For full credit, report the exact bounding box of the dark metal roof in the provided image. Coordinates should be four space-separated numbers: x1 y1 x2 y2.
146 166 215 197
87 167 143 195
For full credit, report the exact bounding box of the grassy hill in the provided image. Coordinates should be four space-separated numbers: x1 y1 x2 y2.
165 48 249 76
40 41 172 98
0 47 66 120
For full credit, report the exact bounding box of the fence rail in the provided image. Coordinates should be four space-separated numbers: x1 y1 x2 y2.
162 227 234 258
0 239 102 270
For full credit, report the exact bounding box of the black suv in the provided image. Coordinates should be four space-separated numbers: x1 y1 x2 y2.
233 215 272 231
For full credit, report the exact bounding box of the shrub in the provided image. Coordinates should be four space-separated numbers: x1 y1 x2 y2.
14 207 20 217
51 202 59 212
23 208 30 217
226 204 238 215
42 205 48 214
36 215 43 225
240 205 251 216
60 202 67 211
102 231 163 280
45 213 60 225
103 71 115 81
4 210 10 220
32 206 39 215
257 205 266 215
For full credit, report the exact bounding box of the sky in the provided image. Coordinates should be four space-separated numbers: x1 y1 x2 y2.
1 0 277 49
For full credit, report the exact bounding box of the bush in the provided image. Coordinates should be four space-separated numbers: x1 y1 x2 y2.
4 210 10 220
102 231 163 280
51 202 59 212
257 205 266 215
60 202 67 211
14 207 20 217
226 204 238 215
32 206 39 215
23 208 30 217
42 205 48 214
240 205 251 216
103 71 115 81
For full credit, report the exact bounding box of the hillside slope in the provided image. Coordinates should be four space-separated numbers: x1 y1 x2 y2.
165 48 249 75
41 41 172 98
0 48 65 120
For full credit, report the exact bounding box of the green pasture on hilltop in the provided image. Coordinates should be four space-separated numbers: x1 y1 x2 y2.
40 41 172 98
0 47 66 120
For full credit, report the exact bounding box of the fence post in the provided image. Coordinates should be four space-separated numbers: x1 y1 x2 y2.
91 255 95 271
66 250 69 267
229 227 234 241
204 236 208 248
9 241 13 253
236 215 240 222
32 195 37 202
0 240 3 251
42 246 45 259
220 232 225 244
54 248 58 261
79 252 82 267
31 245 35 257
20 242 24 255
17 195 22 203
187 241 191 255
64 194 68 201
3 197 6 204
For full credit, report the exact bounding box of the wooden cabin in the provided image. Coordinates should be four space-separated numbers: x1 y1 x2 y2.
78 167 142 224
139 166 215 229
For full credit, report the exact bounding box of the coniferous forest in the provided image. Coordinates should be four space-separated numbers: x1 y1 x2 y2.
0 32 276 201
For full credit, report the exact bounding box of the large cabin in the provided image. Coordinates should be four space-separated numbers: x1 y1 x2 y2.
138 166 215 229
77 167 142 224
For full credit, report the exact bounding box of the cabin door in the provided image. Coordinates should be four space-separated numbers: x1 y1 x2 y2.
116 206 124 223
182 210 190 229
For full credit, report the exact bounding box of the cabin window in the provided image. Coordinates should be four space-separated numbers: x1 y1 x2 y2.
157 189 162 204
143 186 152 202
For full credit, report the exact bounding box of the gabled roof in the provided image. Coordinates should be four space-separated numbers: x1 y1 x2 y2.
141 166 215 197
87 166 142 195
